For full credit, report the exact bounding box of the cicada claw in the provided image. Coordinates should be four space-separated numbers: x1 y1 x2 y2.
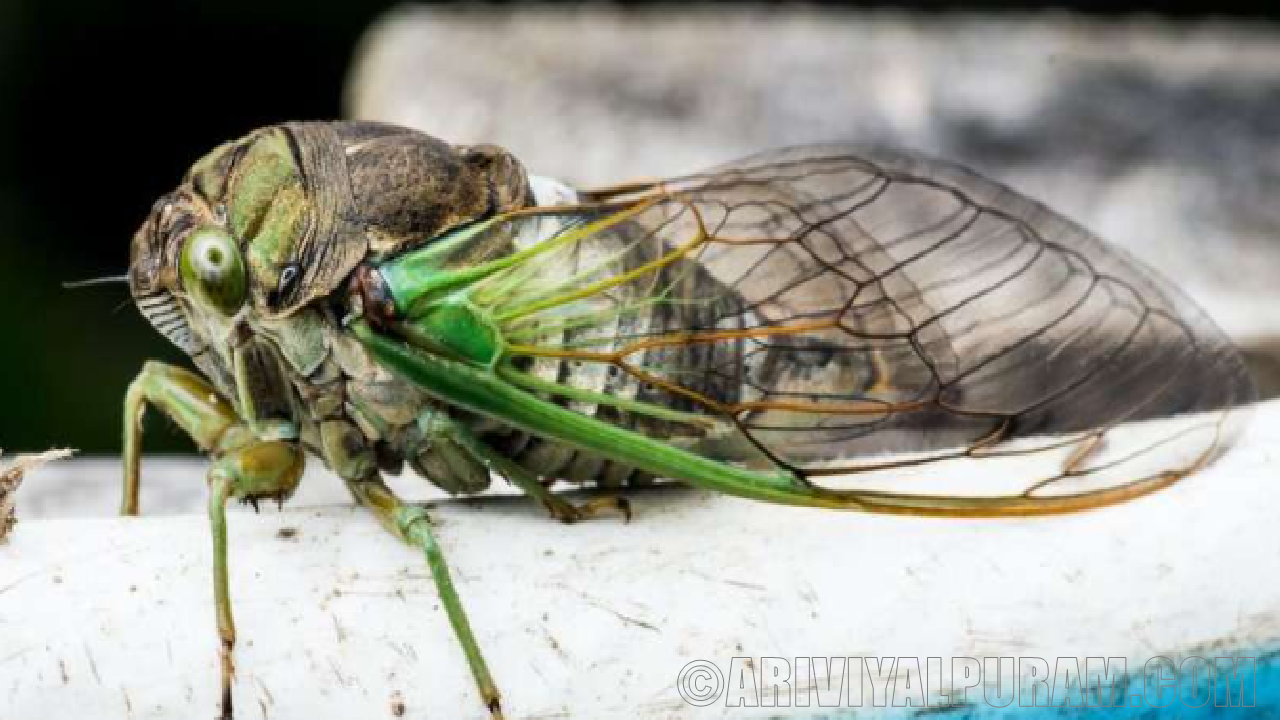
218 638 236 720
550 494 632 525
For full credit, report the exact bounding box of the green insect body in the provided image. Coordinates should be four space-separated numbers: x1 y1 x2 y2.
123 122 1255 719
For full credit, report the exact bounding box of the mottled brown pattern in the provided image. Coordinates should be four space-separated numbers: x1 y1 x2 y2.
341 126 532 259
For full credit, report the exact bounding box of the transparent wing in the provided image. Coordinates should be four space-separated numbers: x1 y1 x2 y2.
460 147 1255 503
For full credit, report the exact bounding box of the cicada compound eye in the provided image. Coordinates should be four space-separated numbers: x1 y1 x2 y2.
179 226 246 315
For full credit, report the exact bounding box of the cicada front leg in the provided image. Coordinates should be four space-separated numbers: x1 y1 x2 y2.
123 360 303 720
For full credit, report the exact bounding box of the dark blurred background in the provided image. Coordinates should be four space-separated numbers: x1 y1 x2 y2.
1 0 396 452
1 1 1277 454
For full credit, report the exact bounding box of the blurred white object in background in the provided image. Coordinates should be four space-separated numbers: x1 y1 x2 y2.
348 7 1280 350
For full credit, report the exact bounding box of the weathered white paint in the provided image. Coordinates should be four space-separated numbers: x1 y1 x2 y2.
2 400 1277 718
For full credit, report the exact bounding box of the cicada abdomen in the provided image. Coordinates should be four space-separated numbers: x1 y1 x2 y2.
418 146 1254 511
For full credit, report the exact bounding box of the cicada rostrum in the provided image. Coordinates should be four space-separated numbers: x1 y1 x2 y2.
123 122 1256 718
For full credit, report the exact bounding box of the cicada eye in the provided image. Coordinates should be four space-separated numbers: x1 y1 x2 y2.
179 226 246 315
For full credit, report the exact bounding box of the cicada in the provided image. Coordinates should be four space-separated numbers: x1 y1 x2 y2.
123 122 1255 718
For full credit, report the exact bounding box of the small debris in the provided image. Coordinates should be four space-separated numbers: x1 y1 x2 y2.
0 449 74 541
276 527 299 541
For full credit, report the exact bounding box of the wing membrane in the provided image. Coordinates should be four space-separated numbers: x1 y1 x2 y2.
459 147 1254 502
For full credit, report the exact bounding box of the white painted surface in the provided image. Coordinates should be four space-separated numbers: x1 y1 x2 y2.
2 400 1277 718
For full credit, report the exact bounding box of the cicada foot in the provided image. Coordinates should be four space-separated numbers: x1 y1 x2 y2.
544 493 632 525
123 360 305 719
346 475 504 720
206 440 303 720
218 635 235 720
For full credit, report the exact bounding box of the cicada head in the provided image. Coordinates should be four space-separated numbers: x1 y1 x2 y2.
133 123 532 330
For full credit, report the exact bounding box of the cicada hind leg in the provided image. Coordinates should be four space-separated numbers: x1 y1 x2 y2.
341 472 505 718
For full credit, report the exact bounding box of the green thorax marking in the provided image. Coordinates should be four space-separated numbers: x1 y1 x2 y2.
377 218 504 315
398 299 501 366
376 204 646 319
376 219 514 366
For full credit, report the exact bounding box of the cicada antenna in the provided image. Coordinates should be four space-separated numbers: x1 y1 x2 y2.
62 274 131 289
61 273 137 313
